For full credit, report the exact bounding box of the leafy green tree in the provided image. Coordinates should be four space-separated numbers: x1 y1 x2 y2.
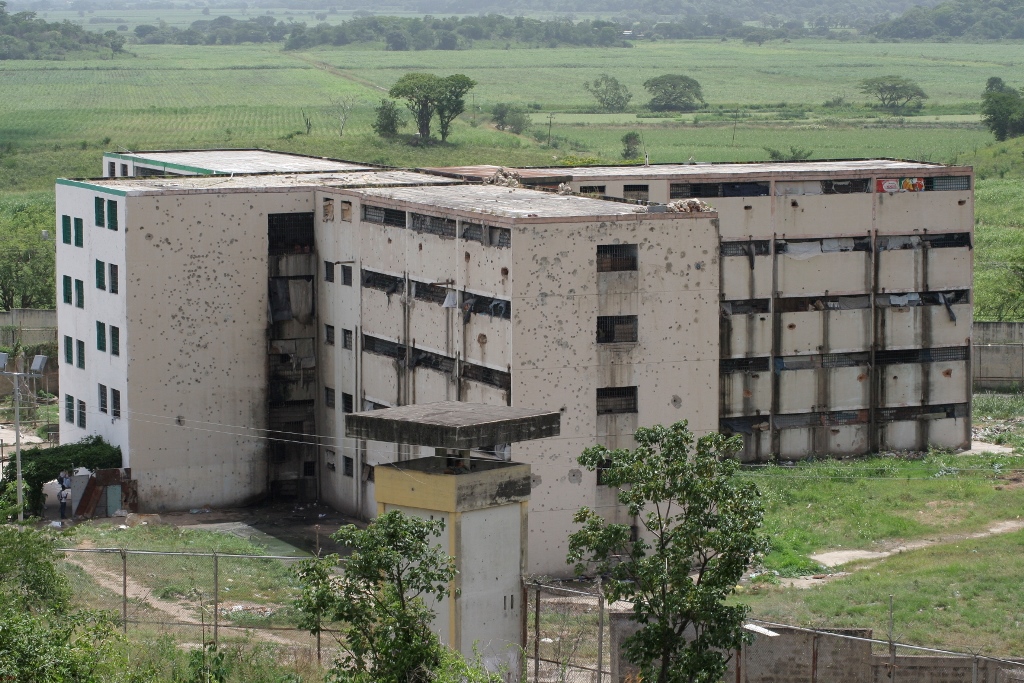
858 75 928 111
0 193 56 311
436 74 477 142
764 145 814 161
385 30 409 51
584 73 632 112
981 77 1024 141
621 131 642 159
390 73 443 139
644 74 705 111
372 98 406 138
492 103 531 134
568 422 770 683
294 510 458 683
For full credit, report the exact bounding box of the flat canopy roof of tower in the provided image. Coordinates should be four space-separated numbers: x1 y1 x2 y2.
344 401 561 449
103 149 375 175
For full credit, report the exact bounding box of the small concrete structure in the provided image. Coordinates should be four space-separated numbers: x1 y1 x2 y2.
348 402 558 678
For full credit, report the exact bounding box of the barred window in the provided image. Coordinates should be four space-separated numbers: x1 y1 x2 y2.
342 329 353 349
597 315 638 344
341 264 353 286
462 222 484 242
879 403 968 422
462 362 512 391
324 261 335 282
99 384 108 414
671 182 721 199
304 461 316 477
363 334 405 360
411 212 457 238
597 244 638 272
325 387 336 408
65 394 74 423
821 179 869 194
579 185 606 195
875 346 969 365
362 204 406 227
342 392 353 413
721 299 770 315
412 348 456 374
77 400 86 429
362 270 404 295
325 324 335 345
720 241 770 257
597 386 638 414
344 456 354 477
268 212 314 254
109 264 119 294
461 292 511 320
111 389 121 419
723 182 769 197
623 184 649 201
489 226 511 248
926 176 971 191
414 282 449 305
720 357 770 374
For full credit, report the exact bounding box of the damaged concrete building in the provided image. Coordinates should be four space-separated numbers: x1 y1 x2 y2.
56 151 973 574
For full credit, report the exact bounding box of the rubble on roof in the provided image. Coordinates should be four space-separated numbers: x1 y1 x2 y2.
667 198 715 213
483 168 522 188
557 183 574 195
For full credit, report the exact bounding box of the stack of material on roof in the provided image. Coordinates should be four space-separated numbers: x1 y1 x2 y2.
483 168 522 188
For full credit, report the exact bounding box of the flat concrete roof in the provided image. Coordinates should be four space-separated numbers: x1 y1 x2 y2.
344 401 561 448
349 184 707 220
58 171 461 197
103 149 374 175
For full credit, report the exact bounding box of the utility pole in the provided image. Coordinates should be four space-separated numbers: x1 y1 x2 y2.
0 352 48 524
547 113 555 146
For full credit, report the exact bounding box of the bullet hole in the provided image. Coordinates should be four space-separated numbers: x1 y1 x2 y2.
791 200 799 207
943 368 953 377
477 333 487 345
744 205 752 210
418 243 423 251
387 238 392 244
787 323 796 330
465 251 471 262
857 373 867 382
892 375 898 381
671 395 682 408
145 233 153 241
531 474 542 489
176 415 185 426
958 200 967 206
501 267 509 278
567 469 582 484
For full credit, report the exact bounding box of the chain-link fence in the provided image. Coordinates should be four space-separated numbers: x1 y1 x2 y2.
525 581 610 683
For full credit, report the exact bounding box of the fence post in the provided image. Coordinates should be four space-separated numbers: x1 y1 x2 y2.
888 595 896 683
120 549 127 634
972 655 978 683
213 552 219 648
534 584 541 683
811 631 818 683
597 586 604 683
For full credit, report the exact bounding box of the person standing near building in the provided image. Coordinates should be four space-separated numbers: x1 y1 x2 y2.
57 487 70 520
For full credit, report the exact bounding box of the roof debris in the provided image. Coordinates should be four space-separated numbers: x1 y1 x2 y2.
667 198 715 213
483 168 522 188
557 183 574 195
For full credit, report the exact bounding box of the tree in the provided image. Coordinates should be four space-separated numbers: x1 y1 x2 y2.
328 94 358 136
384 30 409 51
372 98 406 138
390 72 442 139
567 422 770 683
621 131 642 159
435 74 476 142
294 510 462 683
584 73 632 112
0 194 56 311
643 74 705 112
981 78 1024 141
764 145 814 161
858 75 928 111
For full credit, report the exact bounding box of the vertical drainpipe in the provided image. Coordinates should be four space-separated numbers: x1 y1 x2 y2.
769 180 782 458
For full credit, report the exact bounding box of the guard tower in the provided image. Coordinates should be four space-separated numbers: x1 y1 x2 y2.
345 401 561 677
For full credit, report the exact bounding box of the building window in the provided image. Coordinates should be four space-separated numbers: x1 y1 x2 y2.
74 279 84 308
343 456 354 477
324 261 335 282
64 336 73 364
106 200 118 231
99 384 108 413
109 264 118 294
341 264 353 286
489 226 512 248
74 218 83 247
597 315 638 344
96 260 106 290
62 276 72 304
623 184 649 202
342 329 353 349
65 394 75 423
340 201 352 221
61 215 71 244
95 197 105 227
323 197 334 221
107 161 116 177
325 387 336 408
96 321 106 352
342 392 353 414
597 386 638 414
303 460 316 477
76 340 85 369
325 324 335 345
597 244 638 272
120 164 128 177
111 389 121 419
596 458 613 485
268 212 315 254
579 185 606 195
77 400 86 428
362 204 406 227
110 326 120 357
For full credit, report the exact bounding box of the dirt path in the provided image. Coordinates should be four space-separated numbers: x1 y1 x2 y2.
283 52 388 93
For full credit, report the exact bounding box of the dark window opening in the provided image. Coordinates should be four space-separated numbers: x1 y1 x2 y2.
877 232 971 251
61 215 71 244
111 389 121 419
343 329 353 349
597 315 638 344
720 240 770 258
596 458 613 485
579 185 606 195
363 334 406 360
720 357 770 374
414 281 449 305
597 244 638 272
342 392 353 413
879 403 968 422
344 456 354 477
773 409 870 429
720 416 770 435
462 362 512 391
64 336 73 364
412 348 456 374
341 264 353 286
106 200 117 231
99 384 108 413
96 321 106 352
325 324 335 345
925 176 971 192
96 260 106 290
135 165 165 177
62 276 72 305
107 161 115 177
65 394 74 423
777 237 871 254
109 264 119 294
623 184 649 201
877 290 969 308
461 292 511 322
324 387 336 408
110 326 120 357
875 346 969 366
94 197 105 227
489 226 511 248
721 299 771 315
821 179 870 194
76 339 85 369
411 212 457 238
120 164 128 177
73 218 83 247
775 294 871 313
362 269 404 296
462 222 484 242
74 279 84 308
304 461 316 477
597 386 638 414
77 400 86 429
324 261 335 282
268 212 315 254
723 182 770 197
774 353 869 371
671 182 722 198
362 204 406 227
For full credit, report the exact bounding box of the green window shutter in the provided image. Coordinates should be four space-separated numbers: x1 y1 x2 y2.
109 264 119 294
76 339 85 369
107 200 118 231
96 260 106 290
75 279 84 308
111 326 120 357
74 218 83 247
64 336 73 364
62 215 72 244
65 395 75 423
96 321 106 352
95 197 105 227
62 276 72 304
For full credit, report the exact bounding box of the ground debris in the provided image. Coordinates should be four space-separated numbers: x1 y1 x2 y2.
557 182 574 195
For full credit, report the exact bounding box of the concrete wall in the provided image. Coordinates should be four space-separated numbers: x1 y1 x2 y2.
974 322 1024 392
0 308 58 346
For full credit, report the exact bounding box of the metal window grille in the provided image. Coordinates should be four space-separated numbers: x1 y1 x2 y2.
821 352 870 368
63 276 72 304
821 179 869 194
411 212 457 238
64 336 73 364
77 400 86 429
461 362 512 391
120 164 127 177
344 456 354 477
74 218 83 247
461 292 511 321
107 161 115 177
721 299 771 315
412 349 456 374
76 340 85 369
111 389 120 419
720 357 770 374
341 264 353 286
579 185 606 195
622 184 649 201
110 327 120 357
109 264 118 294
597 315 638 343
62 215 71 244
65 394 74 423
96 260 106 290
596 386 638 414
325 325 335 345
775 295 870 313
596 458 613 485
879 403 969 422
342 329 353 349
489 226 512 248
363 334 406 360
723 182 770 197
135 165 164 177
461 222 484 242
324 261 335 282
324 387 336 408
671 182 722 198
773 411 870 429
75 279 84 308
926 175 971 191
876 346 969 365
303 461 316 477
96 321 106 352
597 244 638 272
342 392 353 414
99 384 108 413
720 241 770 257
95 197 105 227
268 212 314 254
362 270 404 295
362 204 406 227
414 282 449 305
106 200 118 231
922 232 971 249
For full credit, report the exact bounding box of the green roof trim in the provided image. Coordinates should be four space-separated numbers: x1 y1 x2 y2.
102 152 221 176
56 179 128 197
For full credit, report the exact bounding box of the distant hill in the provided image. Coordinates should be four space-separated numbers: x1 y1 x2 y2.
871 0 1024 40
0 0 125 58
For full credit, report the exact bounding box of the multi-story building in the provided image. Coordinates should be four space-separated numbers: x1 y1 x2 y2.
56 152 973 574
100 148 373 178
430 161 975 461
